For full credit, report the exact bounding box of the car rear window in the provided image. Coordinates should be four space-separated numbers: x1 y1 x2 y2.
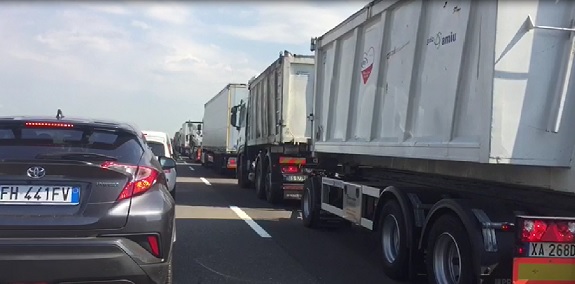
146 141 165 157
0 125 144 164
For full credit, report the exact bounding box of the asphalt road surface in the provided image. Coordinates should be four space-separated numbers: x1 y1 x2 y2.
172 158 408 284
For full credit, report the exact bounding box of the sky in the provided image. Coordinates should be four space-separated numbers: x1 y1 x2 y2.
0 1 369 136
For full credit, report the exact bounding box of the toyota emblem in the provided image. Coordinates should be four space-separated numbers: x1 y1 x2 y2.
27 166 46 179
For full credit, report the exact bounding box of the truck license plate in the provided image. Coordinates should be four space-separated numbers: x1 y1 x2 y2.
285 175 306 182
528 242 575 258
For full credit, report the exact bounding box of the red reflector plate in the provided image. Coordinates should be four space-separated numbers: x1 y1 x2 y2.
513 257 575 283
282 184 304 190
279 157 306 165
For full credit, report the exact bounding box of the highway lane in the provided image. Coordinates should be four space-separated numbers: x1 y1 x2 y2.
171 160 407 284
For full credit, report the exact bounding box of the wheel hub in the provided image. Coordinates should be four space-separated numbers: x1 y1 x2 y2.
433 232 462 284
381 214 400 263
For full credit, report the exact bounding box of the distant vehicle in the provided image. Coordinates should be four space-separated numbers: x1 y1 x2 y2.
175 121 202 160
0 115 176 284
143 130 177 198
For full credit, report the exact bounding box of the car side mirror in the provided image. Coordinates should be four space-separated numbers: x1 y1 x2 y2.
197 124 202 131
158 156 176 169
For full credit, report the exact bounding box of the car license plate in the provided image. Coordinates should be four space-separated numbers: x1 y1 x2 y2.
528 242 575 258
285 175 306 182
0 185 80 205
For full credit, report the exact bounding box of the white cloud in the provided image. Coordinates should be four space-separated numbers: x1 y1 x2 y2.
215 2 369 45
85 4 131 15
144 4 190 25
36 29 128 52
131 20 150 30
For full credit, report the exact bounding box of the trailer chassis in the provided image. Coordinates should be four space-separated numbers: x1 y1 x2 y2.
301 159 575 284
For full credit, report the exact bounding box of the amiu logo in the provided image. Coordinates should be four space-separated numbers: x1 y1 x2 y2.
426 32 457 49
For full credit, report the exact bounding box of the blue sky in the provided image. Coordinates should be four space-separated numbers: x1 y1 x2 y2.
0 1 368 136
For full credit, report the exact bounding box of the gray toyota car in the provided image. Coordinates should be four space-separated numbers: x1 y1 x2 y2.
0 115 176 283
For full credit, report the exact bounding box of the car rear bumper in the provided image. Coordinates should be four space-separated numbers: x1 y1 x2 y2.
0 237 169 284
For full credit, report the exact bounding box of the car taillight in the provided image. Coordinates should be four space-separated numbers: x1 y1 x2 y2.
282 165 299 174
147 235 161 258
121 234 162 259
521 219 575 243
101 161 159 201
25 122 74 128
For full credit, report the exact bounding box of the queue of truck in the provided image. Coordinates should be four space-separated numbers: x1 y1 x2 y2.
175 0 575 283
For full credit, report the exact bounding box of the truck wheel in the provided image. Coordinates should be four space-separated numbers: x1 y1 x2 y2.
378 200 409 280
264 168 282 204
302 176 321 228
255 157 266 200
237 155 250 189
426 214 475 284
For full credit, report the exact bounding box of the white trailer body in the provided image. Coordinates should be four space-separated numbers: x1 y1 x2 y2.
302 1 575 283
202 84 248 171
247 52 315 146
311 0 575 193
203 84 248 152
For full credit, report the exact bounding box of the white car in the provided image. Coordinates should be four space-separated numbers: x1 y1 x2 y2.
142 130 177 198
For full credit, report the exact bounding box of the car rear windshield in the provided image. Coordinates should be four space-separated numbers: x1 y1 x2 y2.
0 125 144 164
146 141 165 157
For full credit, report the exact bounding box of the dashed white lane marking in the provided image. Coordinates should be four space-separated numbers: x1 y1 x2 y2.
200 177 211 185
188 166 195 171
229 206 272 238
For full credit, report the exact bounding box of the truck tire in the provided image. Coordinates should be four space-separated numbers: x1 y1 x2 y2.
265 166 282 204
255 155 266 200
302 176 322 228
378 200 409 280
237 155 250 188
425 214 476 284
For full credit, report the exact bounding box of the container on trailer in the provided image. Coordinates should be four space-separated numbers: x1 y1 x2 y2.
247 51 315 147
310 0 575 193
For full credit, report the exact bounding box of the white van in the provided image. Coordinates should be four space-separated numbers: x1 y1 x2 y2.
142 130 177 198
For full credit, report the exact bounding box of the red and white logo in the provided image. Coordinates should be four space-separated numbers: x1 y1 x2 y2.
361 47 375 84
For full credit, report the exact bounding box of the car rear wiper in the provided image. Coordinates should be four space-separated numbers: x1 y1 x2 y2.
35 152 118 162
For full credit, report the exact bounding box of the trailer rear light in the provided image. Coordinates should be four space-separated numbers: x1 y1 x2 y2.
282 165 299 174
521 219 575 243
25 122 74 128
101 162 159 201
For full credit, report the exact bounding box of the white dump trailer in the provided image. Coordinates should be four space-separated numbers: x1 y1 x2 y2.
232 51 315 204
202 83 248 173
301 0 575 283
